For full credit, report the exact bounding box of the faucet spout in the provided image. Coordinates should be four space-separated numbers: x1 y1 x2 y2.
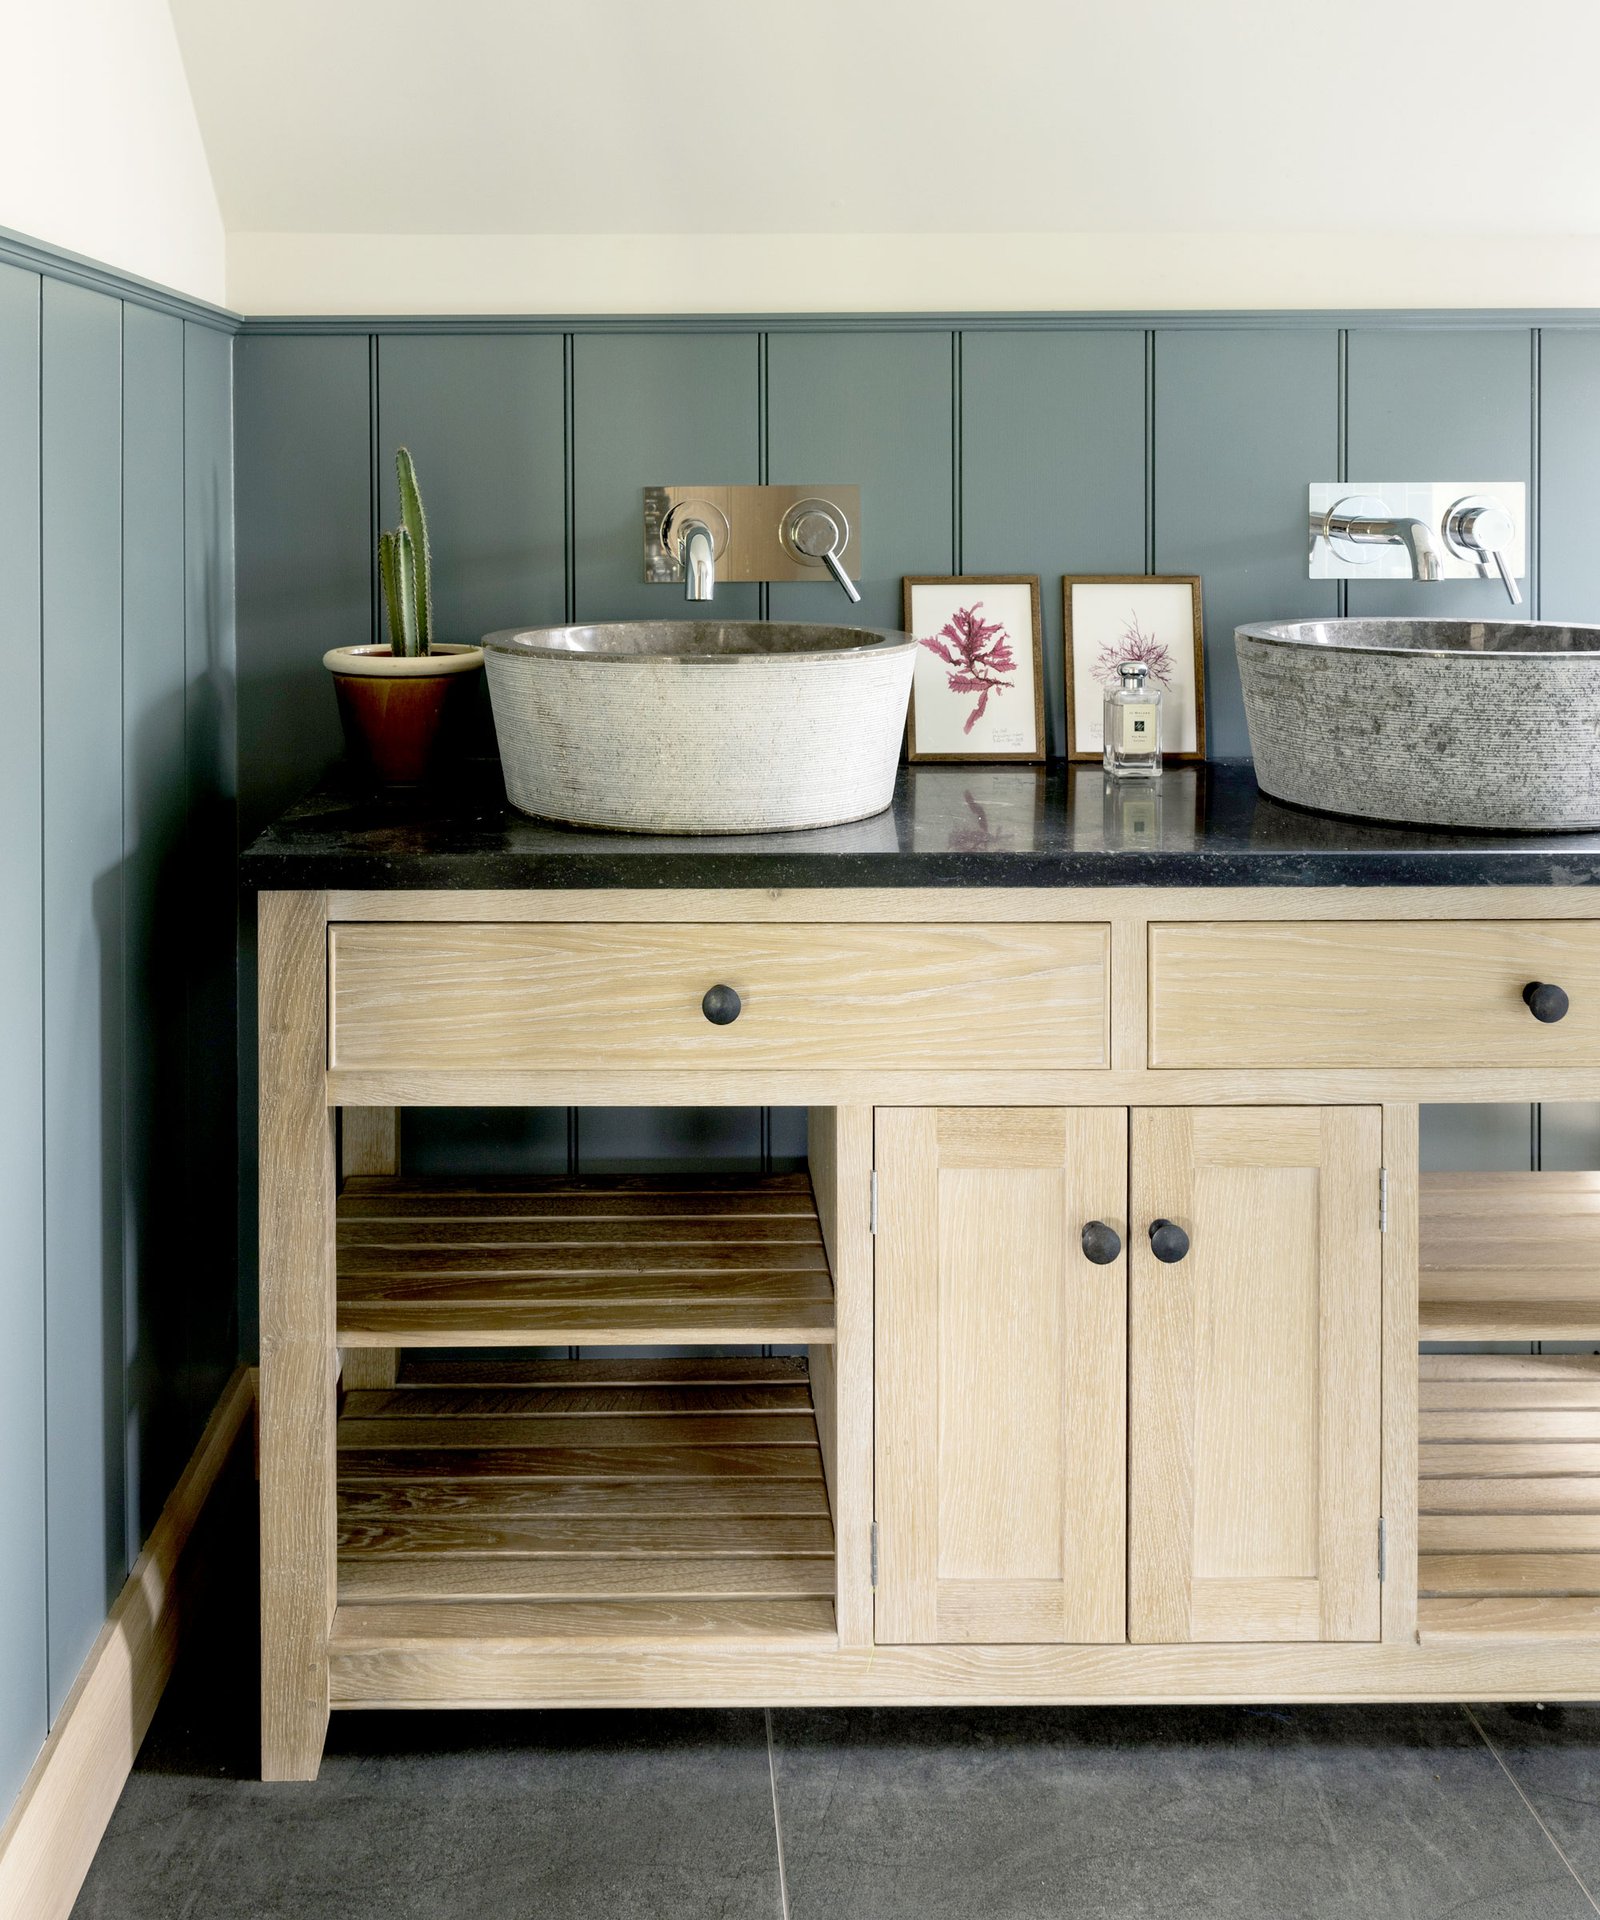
1321 507 1446 582
1390 516 1445 582
674 516 716 602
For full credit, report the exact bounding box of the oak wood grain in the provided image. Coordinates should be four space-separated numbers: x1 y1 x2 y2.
258 891 337 1781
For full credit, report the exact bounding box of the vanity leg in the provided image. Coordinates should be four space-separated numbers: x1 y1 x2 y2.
1381 1102 1420 1645
809 1105 875 1649
258 891 337 1781
338 1108 399 1391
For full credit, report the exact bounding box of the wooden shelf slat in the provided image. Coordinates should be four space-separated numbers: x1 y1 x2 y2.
338 1411 819 1450
339 1443 825 1482
1422 1409 1600 1443
1420 1171 1600 1339
1419 1304 1600 1340
340 1217 825 1248
339 1304 835 1347
339 1512 834 1557
336 1173 835 1348
339 1555 836 1603
339 1477 833 1519
345 1384 815 1418
1417 1596 1600 1638
1419 1553 1600 1595
1421 1513 1600 1551
332 1596 838 1647
398 1355 809 1388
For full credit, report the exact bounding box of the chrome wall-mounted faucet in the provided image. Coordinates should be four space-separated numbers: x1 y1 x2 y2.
1308 482 1526 604
645 484 863 602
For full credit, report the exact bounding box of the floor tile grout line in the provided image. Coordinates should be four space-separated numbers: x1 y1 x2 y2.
764 1706 791 1920
1462 1703 1600 1916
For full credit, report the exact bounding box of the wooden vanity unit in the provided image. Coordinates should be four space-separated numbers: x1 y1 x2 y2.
247 766 1600 1781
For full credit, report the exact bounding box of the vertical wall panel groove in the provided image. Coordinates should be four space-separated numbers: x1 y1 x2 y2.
0 260 47 1812
1143 330 1156 576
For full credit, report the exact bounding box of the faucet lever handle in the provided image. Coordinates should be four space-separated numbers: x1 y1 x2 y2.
781 499 862 604
1443 496 1522 606
820 546 862 604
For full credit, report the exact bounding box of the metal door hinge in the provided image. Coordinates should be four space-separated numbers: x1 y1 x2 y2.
869 1169 878 1235
870 1522 880 1590
1378 1514 1387 1582
1379 1167 1390 1233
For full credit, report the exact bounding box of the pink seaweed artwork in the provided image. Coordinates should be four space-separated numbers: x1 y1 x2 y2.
919 602 1017 734
1094 611 1174 691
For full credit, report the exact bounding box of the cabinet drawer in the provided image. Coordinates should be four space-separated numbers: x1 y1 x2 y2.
1149 920 1600 1069
329 922 1110 1073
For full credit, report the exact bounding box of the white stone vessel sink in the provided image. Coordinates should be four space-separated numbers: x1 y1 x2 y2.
482 621 917 833
1236 617 1600 832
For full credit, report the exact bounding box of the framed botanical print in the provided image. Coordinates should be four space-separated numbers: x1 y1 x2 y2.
1063 574 1206 762
903 575 1045 762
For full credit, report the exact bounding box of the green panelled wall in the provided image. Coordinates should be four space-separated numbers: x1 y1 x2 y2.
0 257 236 1810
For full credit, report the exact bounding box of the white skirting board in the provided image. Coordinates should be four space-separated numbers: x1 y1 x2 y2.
0 1366 256 1920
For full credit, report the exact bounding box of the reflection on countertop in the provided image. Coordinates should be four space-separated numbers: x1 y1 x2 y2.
239 758 1600 891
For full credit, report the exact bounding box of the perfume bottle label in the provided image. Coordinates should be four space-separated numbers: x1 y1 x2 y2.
1119 703 1158 751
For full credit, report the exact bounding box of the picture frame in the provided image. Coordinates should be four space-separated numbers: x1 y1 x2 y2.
1063 574 1206 763
902 575 1046 763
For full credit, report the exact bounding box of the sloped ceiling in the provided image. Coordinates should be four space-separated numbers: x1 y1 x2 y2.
165 0 1600 311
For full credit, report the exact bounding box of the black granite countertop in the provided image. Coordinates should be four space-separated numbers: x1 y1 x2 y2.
238 760 1600 891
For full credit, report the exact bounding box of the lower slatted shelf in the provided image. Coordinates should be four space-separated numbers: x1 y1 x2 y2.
1418 1352 1600 1640
335 1354 838 1649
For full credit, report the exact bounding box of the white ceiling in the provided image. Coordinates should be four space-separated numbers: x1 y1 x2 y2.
169 0 1600 238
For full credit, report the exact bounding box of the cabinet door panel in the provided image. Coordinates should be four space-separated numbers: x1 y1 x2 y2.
1129 1106 1382 1644
875 1107 1127 1644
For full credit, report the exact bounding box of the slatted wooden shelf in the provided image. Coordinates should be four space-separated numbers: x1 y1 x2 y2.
1420 1171 1600 1340
1418 1353 1600 1641
335 1355 837 1647
336 1173 835 1346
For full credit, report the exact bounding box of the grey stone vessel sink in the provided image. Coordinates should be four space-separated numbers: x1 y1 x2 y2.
1236 618 1600 832
482 620 917 833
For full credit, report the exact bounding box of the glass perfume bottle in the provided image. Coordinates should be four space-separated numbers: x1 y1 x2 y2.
1103 660 1162 780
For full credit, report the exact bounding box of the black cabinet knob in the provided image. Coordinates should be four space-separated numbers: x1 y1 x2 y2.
1080 1220 1122 1265
701 984 742 1025
1149 1218 1190 1263
1523 981 1570 1024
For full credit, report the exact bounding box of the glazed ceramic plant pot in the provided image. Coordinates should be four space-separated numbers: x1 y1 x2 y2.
323 644 484 785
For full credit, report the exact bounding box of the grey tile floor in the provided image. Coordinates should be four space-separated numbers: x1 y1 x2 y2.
72 1504 1600 1919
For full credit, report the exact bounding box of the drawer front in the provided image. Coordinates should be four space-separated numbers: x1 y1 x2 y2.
1149 920 1600 1069
330 922 1111 1073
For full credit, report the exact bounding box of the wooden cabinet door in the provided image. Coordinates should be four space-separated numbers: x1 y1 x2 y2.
875 1108 1127 1644
1129 1107 1383 1644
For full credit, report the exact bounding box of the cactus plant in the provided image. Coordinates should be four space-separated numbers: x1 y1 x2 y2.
378 447 434 655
